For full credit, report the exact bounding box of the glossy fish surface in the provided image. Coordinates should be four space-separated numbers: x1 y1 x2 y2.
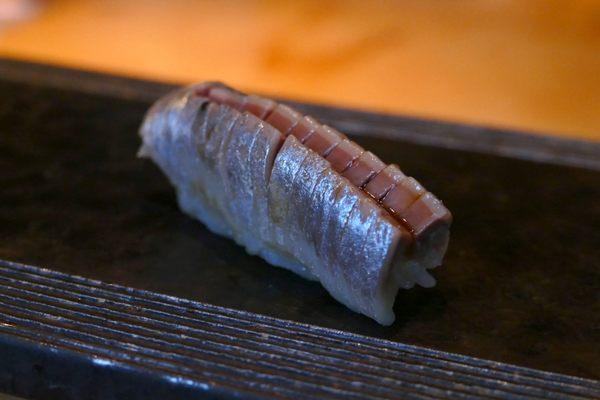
139 83 451 325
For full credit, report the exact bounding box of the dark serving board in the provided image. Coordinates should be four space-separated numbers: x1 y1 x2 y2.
0 58 598 399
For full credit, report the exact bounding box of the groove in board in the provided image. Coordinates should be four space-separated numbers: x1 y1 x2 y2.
0 260 598 400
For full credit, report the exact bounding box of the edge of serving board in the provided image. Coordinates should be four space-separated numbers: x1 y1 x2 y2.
1 56 599 172
0 259 598 400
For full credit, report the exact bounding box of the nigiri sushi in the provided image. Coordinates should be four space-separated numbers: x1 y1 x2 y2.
138 82 452 325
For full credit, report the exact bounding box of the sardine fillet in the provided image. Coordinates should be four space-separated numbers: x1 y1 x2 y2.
139 84 451 325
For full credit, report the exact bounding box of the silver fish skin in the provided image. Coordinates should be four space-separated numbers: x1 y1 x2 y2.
139 87 232 238
139 86 308 274
268 136 418 324
139 85 443 325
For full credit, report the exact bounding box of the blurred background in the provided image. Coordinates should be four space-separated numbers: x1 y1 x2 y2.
0 0 598 140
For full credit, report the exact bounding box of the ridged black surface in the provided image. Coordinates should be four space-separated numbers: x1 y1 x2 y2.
0 260 598 400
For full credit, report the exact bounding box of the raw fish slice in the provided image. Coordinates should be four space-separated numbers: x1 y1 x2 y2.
279 153 314 253
296 162 331 257
267 137 313 276
198 105 242 233
289 116 320 143
219 113 263 252
285 143 331 276
342 151 386 188
241 95 277 119
138 87 185 177
326 184 413 323
162 93 234 235
208 86 245 109
268 136 307 230
359 210 415 324
335 197 374 311
319 184 360 300
304 125 345 157
307 168 344 265
177 100 213 182
265 104 302 135
245 121 285 249
364 164 406 201
139 89 232 237
326 138 364 173
140 86 209 185
403 193 452 270
203 106 240 168
382 177 425 218
192 102 221 161
223 119 314 280
306 181 342 295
